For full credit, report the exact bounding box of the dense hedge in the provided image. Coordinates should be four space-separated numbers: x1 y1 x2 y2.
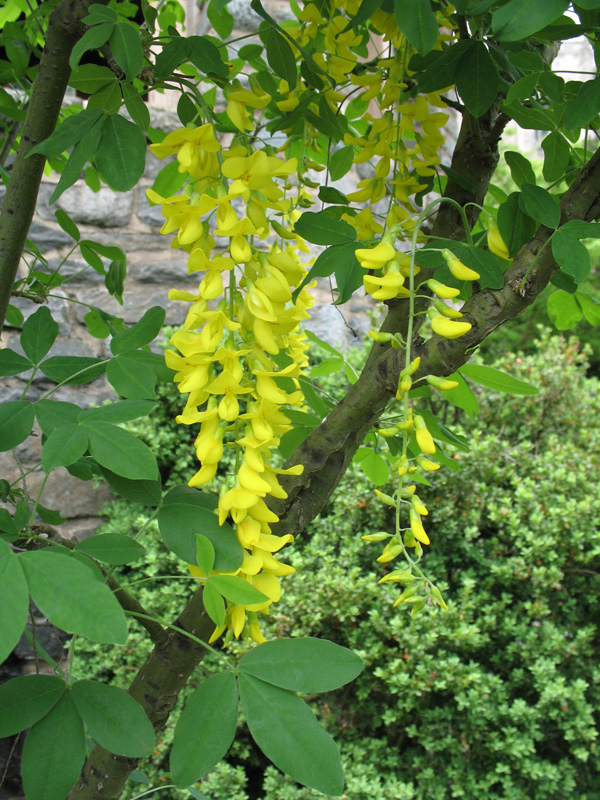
79 331 599 799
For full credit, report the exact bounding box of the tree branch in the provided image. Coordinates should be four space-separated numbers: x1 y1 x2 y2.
0 0 108 334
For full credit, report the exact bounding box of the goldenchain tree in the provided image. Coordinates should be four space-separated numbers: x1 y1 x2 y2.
0 0 599 798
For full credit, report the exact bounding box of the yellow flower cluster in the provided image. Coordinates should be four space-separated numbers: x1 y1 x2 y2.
149 125 315 644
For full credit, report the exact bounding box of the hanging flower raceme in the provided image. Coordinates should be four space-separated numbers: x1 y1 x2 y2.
149 121 316 645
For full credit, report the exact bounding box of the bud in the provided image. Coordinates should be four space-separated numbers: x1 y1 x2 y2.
426 374 459 391
393 583 420 606
406 356 421 375
399 377 412 394
376 544 402 563
429 311 472 339
368 330 394 342
378 570 415 584
417 456 440 471
410 508 431 545
432 297 463 319
411 495 428 515
487 223 511 260
426 278 460 299
410 597 428 616
271 219 297 240
362 532 391 542
414 415 436 455
442 249 480 281
379 426 399 437
375 489 396 506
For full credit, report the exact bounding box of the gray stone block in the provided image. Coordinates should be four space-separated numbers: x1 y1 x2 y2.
27 221 72 252
37 183 133 228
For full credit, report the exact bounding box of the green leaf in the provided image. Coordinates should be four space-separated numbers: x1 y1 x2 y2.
334 244 363 304
99 467 162 506
110 307 166 355
40 355 106 385
492 0 569 41
151 159 187 197
311 356 344 377
0 675 65 737
497 192 537 258
294 241 360 300
455 41 498 118
127 349 174 382
28 108 103 157
266 29 297 90
0 347 33 376
36 504 67 526
95 114 147 192
78 399 157 424
541 131 570 183
110 22 144 79
69 22 114 69
318 186 349 205
154 36 190 79
0 551 28 665
561 220 600 239
20 306 58 364
71 680 154 757
55 208 80 241
41 423 89 472
519 184 560 229
551 229 591 283
5 304 24 327
203 582 226 628
122 83 151 130
75 533 145 565
238 673 344 796
564 77 600 129
86 80 122 114
460 364 538 395
69 64 116 94
294 212 357 245
356 448 389 485
21 692 86 800
417 40 472 93
504 151 537 188
187 35 229 78
576 291 600 326
0 400 34 451
35 400 81 435
106 354 158 399
20 549 129 644
394 0 438 56
83 4 119 24
441 372 479 418
329 145 354 180
158 501 243 571
239 638 363 693
207 575 269 606
49 119 105 204
344 0 384 29
547 288 583 329
207 0 235 38
82 420 158 480
196 534 215 575
500 100 555 131
170 672 238 788
506 72 540 103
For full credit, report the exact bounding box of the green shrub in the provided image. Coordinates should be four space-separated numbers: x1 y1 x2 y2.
79 331 600 799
